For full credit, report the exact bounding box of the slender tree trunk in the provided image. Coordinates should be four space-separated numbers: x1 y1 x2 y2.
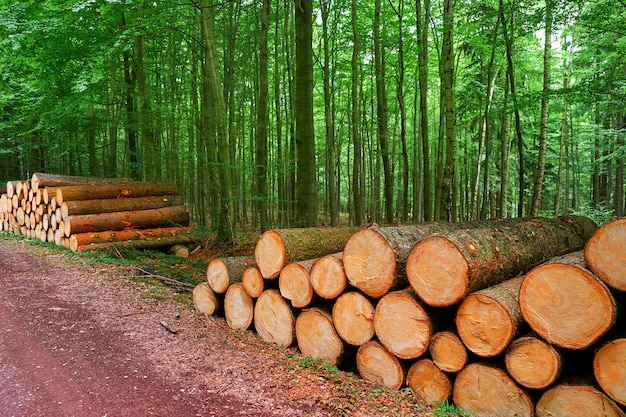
555 50 572 217
499 74 511 218
256 0 270 232
615 112 625 217
416 0 431 221
351 0 363 226
135 34 157 181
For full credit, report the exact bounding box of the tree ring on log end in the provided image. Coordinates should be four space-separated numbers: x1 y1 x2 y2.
505 336 561 390
406 235 468 307
585 218 626 291
356 341 404 390
594 338 626 406
536 384 626 417
206 259 230 294
332 291 375 346
255 230 285 279
253 289 294 347
406 359 452 404
279 263 314 308
295 309 344 366
342 229 397 298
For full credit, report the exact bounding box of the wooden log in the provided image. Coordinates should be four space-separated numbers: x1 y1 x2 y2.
429 330 468 373
374 289 432 360
60 195 183 219
456 275 525 357
206 256 256 295
309 253 346 300
253 289 295 347
75 236 199 252
65 205 190 235
594 338 626 406
585 218 626 291
241 267 264 298
406 216 597 307
505 334 563 390
356 340 404 390
254 226 361 279
331 291 375 346
295 307 348 366
536 383 626 417
69 227 198 251
223 283 254 330
31 172 132 192
193 282 220 318
54 180 179 204
279 259 317 308
406 358 452 404
453 363 534 417
519 251 616 349
6 181 18 198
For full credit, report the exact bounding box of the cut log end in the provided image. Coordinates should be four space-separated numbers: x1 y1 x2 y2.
406 359 452 405
406 235 468 307
241 267 264 298
279 263 314 308
295 308 345 366
356 341 404 390
342 229 397 299
309 254 346 300
206 259 230 294
331 291 375 346
536 383 626 417
429 331 467 373
254 230 285 279
224 284 254 330
505 335 562 390
585 218 626 291
253 290 294 347
193 282 219 318
594 338 626 406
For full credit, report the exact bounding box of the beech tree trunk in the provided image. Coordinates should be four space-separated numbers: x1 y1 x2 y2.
505 334 563 390
253 289 295 347
406 216 597 307
331 291 375 346
54 181 179 203
356 340 404 390
295 307 348 366
206 256 256 294
65 206 189 235
278 259 317 309
60 195 182 219
456 275 525 357
453 363 534 417
30 173 132 192
406 359 452 404
193 282 220 318
309 253 346 300
585 217 626 291
594 338 626 406
536 383 625 417
520 251 616 349
224 283 254 330
254 226 360 279
241 267 264 298
429 330 467 373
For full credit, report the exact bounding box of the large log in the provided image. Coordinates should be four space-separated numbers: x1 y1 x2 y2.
594 338 626 406
69 226 198 251
519 251 616 349
60 195 183 219
253 289 295 347
254 226 361 279
65 205 189 235
193 282 220 318
309 253 346 300
295 307 348 366
453 363 534 417
406 359 452 404
278 259 317 308
206 256 256 294
223 283 254 330
331 291 375 346
74 236 195 252
406 216 597 307
456 275 525 357
373 289 432 360
536 383 626 417
585 218 626 291
505 334 563 390
31 173 133 192
356 340 404 390
54 181 179 203
429 330 468 373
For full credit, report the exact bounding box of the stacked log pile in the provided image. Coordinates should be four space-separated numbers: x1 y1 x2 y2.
0 173 195 252
194 216 626 416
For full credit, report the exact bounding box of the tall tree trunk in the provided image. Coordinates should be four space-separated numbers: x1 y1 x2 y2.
294 0 318 227
530 0 553 216
135 34 157 181
416 0 431 222
256 0 270 232
351 0 363 226
499 74 511 218
274 11 284 227
555 49 572 217
615 112 625 217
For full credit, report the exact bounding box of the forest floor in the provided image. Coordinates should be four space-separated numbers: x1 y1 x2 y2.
0 233 441 417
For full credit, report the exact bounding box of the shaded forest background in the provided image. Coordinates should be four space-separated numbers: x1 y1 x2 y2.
0 0 624 243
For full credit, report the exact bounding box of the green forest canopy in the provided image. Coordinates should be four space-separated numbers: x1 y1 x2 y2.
1 0 624 242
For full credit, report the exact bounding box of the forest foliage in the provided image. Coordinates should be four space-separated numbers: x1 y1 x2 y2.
0 0 624 243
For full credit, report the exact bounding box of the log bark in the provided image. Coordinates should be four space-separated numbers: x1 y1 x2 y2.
456 275 525 357
65 206 189 235
75 236 197 252
356 340 404 390
331 291 375 346
594 338 626 406
429 330 468 373
406 216 597 307
60 195 183 219
69 227 198 251
373 289 431 360
31 173 133 192
520 251 616 349
193 282 220 318
453 363 534 417
295 307 348 366
505 334 563 389
54 181 179 203
278 259 317 308
224 283 254 330
585 218 626 291
309 253 346 300
206 256 256 294
241 267 264 298
406 359 452 404
254 226 361 279
253 289 295 347
536 383 626 417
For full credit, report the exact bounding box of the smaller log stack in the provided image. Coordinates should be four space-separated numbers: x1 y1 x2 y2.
194 215 626 416
0 173 195 252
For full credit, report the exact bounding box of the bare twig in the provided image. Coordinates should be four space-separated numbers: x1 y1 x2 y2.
127 267 196 292
160 320 178 334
